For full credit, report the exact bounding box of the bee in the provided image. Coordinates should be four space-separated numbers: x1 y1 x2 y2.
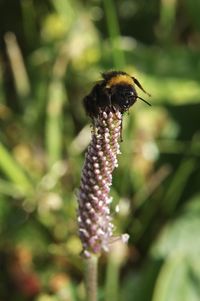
83 70 151 118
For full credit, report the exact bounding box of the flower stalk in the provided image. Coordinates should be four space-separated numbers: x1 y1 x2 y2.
84 255 98 301
77 109 122 258
77 108 124 301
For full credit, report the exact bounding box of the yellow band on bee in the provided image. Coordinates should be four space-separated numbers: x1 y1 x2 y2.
106 74 134 88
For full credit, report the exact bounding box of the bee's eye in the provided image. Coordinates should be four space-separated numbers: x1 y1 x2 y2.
110 84 137 112
123 88 136 99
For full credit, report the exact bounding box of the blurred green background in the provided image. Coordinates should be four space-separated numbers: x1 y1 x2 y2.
0 0 200 300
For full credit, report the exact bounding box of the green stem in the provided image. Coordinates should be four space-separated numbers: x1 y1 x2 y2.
159 0 177 45
103 0 125 69
84 255 98 301
0 142 33 194
105 255 120 301
46 79 64 168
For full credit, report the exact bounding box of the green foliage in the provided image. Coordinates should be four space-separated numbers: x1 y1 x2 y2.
151 195 200 301
0 0 200 300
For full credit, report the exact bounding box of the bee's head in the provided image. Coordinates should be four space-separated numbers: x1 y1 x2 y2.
104 71 151 112
104 72 137 112
109 83 137 112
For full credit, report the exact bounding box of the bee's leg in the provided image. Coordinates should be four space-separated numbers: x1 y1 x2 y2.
103 89 123 141
111 104 117 113
104 88 112 110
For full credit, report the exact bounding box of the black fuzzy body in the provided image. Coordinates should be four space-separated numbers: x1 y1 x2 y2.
83 71 138 118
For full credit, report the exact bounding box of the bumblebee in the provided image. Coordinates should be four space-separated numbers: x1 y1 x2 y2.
83 70 151 118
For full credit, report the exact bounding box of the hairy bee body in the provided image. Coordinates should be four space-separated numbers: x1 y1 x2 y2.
83 71 150 118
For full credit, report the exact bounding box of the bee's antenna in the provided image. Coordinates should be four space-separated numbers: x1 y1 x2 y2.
132 77 151 97
137 96 151 106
